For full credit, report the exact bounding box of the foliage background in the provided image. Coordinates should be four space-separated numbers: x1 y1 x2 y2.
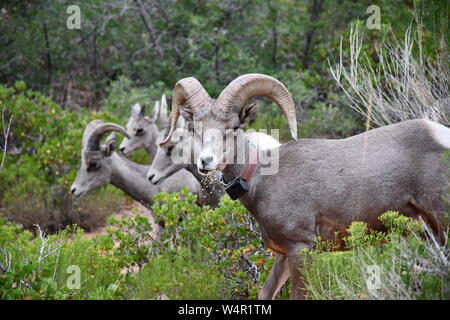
0 0 447 134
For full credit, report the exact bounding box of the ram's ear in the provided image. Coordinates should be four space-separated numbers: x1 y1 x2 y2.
150 101 160 120
180 106 194 123
132 103 146 118
159 94 169 128
239 101 259 124
103 133 117 157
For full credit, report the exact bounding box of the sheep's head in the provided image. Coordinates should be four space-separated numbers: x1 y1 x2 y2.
71 120 129 198
160 74 297 173
119 102 160 156
147 117 196 184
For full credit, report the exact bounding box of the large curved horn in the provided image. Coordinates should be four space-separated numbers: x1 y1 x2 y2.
217 74 297 139
85 122 130 151
160 77 211 145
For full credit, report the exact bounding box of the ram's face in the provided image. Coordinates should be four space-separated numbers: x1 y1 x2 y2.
193 112 245 173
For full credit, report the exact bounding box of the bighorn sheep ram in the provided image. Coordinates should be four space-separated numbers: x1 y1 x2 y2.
161 73 450 300
147 110 281 208
71 120 200 208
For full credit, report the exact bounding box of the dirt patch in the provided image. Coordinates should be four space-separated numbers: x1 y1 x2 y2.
83 198 157 239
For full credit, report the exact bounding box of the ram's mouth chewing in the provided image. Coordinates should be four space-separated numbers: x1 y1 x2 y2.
73 191 84 198
198 168 211 176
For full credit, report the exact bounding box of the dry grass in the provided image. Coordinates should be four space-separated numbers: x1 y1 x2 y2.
330 22 449 127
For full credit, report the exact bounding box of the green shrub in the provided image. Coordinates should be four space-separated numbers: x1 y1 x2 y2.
102 76 170 120
302 212 449 300
297 102 361 139
0 82 122 233
104 189 282 299
0 218 124 299
344 221 385 250
151 188 277 299
125 248 225 300
379 211 424 236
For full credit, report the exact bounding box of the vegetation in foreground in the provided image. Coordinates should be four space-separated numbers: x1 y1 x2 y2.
0 189 448 300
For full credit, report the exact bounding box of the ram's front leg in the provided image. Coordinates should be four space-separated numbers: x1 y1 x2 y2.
258 253 290 300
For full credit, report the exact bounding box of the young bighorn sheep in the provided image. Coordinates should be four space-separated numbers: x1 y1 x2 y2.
71 120 200 208
147 114 280 208
161 73 450 300
119 94 169 158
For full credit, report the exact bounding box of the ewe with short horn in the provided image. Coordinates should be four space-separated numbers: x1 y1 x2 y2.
84 121 130 151
72 120 200 206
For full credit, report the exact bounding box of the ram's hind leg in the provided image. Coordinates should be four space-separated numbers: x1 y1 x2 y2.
409 197 448 244
258 254 290 300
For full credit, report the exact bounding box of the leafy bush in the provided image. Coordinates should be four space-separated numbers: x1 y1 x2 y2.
0 82 122 232
379 211 424 236
302 212 449 300
102 76 170 120
105 188 280 299
151 189 278 299
297 102 361 139
0 218 124 299
125 248 225 300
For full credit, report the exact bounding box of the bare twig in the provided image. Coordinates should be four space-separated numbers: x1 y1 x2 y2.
330 23 450 127
34 224 62 264
0 247 11 273
1 108 13 171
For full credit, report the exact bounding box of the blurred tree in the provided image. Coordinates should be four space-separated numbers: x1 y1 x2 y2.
0 0 447 112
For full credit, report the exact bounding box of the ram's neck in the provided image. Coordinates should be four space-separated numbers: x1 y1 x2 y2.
109 152 153 206
221 139 258 209
145 125 160 161
146 141 158 160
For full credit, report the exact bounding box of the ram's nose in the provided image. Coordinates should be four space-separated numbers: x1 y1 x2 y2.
119 146 126 153
148 173 155 182
199 155 213 168
71 187 76 195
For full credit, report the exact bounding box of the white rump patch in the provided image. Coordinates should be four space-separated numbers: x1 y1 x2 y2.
246 132 281 151
425 120 450 149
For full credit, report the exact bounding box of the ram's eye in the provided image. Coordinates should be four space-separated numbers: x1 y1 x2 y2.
166 145 175 156
87 161 100 172
136 128 145 136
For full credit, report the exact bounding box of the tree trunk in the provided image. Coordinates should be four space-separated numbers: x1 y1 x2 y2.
302 0 324 69
133 0 162 57
43 21 52 85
